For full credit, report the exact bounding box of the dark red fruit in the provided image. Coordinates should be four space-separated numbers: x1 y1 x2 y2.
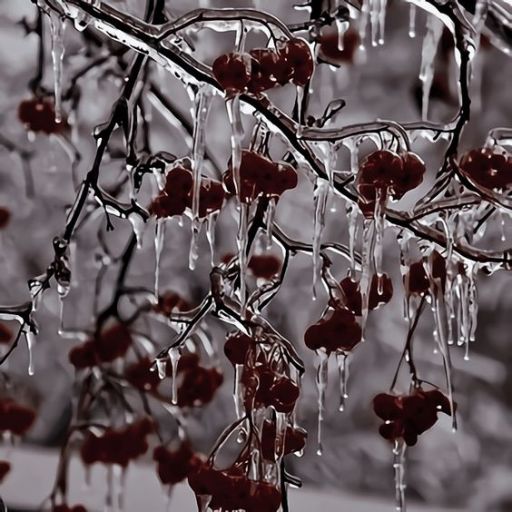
304 308 362 353
94 324 132 363
0 460 10 482
69 340 97 369
280 38 314 86
154 291 191 315
212 52 252 94
459 147 512 191
368 273 394 309
18 97 67 134
269 377 300 413
248 49 282 93
405 261 429 295
153 442 203 485
224 332 252 365
248 254 281 279
336 273 393 314
125 357 160 392
0 399 36 435
177 365 223 408
0 323 13 344
0 208 10 229
318 27 360 65
373 388 453 446
53 505 88 512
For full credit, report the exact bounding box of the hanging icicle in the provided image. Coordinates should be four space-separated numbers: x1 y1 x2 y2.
408 4 416 38
24 328 35 376
48 11 66 124
315 349 329 456
336 351 349 412
419 16 443 121
312 179 329 300
393 441 407 512
190 86 213 271
154 219 165 298
169 346 181 405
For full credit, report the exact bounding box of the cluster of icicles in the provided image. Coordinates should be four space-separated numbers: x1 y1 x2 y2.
3 0 511 511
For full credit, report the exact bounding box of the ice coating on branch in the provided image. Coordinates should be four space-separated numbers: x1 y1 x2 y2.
347 202 359 277
312 180 329 299
48 11 66 124
154 219 165 297
265 197 276 249
336 352 349 412
419 16 443 120
206 212 218 266
128 212 145 249
360 220 374 331
315 350 329 456
190 86 213 271
393 441 407 512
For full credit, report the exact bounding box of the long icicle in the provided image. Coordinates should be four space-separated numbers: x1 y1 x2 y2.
48 11 66 124
190 86 213 271
313 180 329 300
316 349 329 456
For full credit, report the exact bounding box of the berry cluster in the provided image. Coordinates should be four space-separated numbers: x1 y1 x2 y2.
304 307 362 353
17 97 67 135
69 324 133 369
0 397 36 436
124 356 161 392
176 353 224 408
330 273 393 315
223 150 298 204
373 388 453 446
212 38 314 96
188 462 281 512
153 442 203 486
150 165 224 220
459 147 512 191
80 417 153 467
357 150 426 217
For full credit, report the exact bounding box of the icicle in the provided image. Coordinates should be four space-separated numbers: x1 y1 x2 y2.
24 329 35 376
226 95 244 200
154 219 165 298
408 4 416 38
347 202 359 277
265 197 277 249
190 86 213 271
48 11 66 124
335 19 347 52
378 0 388 45
237 202 250 308
169 347 181 405
206 213 218 267
315 350 329 456
296 86 304 137
196 495 212 512
370 0 379 47
274 411 287 461
373 188 386 279
419 16 443 121
358 0 370 50
392 441 407 512
156 357 167 380
233 364 244 419
28 275 46 312
312 180 329 300
128 213 145 248
360 220 374 331
336 352 349 412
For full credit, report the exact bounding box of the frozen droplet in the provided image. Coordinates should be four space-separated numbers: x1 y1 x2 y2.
265 197 277 249
347 202 359 277
315 350 329 456
206 213 218 267
156 357 167 380
296 86 305 137
233 364 244 419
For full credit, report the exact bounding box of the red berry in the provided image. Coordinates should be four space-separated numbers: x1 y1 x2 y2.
0 399 36 435
393 152 426 198
0 207 10 229
69 340 98 369
269 377 300 413
248 49 281 93
280 38 314 86
0 322 13 345
224 332 252 365
212 53 252 94
94 324 132 363
125 357 160 392
368 273 393 309
405 261 429 295
177 365 223 408
0 460 10 482
18 97 67 134
248 254 281 279
459 147 512 190
153 442 202 485
318 27 360 65
154 291 191 315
